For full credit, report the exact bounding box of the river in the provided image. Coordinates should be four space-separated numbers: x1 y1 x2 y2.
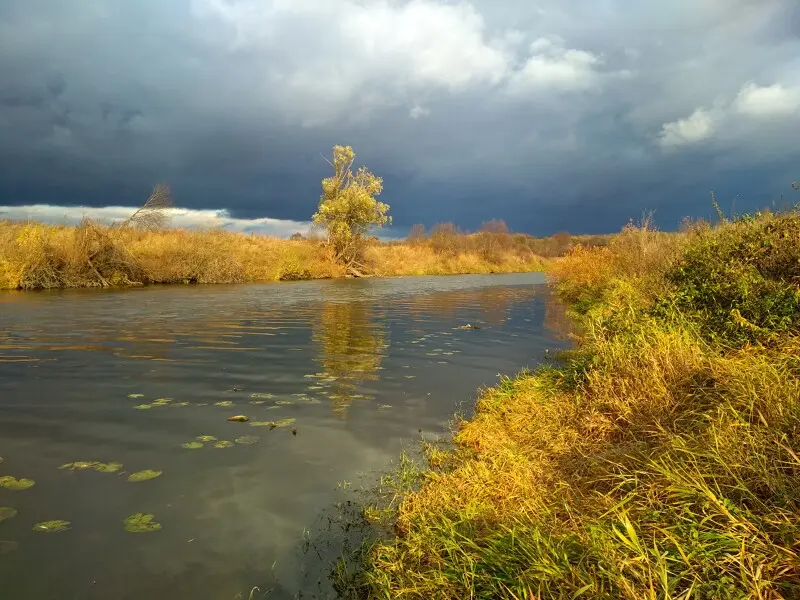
0 273 570 600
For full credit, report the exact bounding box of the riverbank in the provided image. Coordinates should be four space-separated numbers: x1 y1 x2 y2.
345 210 800 598
0 220 547 290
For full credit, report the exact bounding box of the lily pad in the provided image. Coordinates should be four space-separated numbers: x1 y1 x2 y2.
59 461 98 470
214 401 233 407
181 442 203 449
124 513 162 533
0 541 19 555
275 400 295 406
196 435 217 442
249 421 275 428
0 507 18 522
33 520 70 533
127 470 162 483
133 404 153 410
234 436 259 445
214 441 234 449
250 393 273 399
128 393 145 398
226 415 249 422
94 462 123 473
249 400 265 405
60 461 122 473
0 476 35 491
274 418 296 428
151 398 173 406
172 402 191 407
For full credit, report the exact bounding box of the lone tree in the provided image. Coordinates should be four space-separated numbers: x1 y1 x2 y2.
313 145 390 274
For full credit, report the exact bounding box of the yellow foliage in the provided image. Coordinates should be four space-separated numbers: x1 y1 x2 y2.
313 145 390 269
0 219 546 290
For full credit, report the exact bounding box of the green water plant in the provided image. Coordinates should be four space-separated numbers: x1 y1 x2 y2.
127 470 162 482
124 513 162 533
0 507 18 522
0 476 35 491
234 436 259 445
33 520 70 533
214 441 235 449
196 435 217 442
59 461 123 473
181 442 203 449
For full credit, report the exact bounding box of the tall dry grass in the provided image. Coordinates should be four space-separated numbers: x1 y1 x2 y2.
0 219 547 290
341 209 800 599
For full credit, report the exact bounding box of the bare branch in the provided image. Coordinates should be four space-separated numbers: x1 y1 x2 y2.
119 183 173 231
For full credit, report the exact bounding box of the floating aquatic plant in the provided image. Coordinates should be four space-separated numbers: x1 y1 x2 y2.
123 513 161 533
196 435 217 442
94 462 123 473
59 461 96 470
234 436 259 445
250 393 273 399
0 476 35 491
249 421 275 428
214 441 234 449
249 400 266 405
59 461 123 473
0 507 18 522
377 404 392 410
274 418 296 428
151 398 173 406
128 393 145 398
133 404 153 410
33 520 70 533
226 415 249 422
275 400 294 406
127 470 162 482
181 442 203 449
172 402 191 407
214 401 233 407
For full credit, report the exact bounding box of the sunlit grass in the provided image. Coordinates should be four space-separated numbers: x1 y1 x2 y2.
0 219 547 290
342 207 800 599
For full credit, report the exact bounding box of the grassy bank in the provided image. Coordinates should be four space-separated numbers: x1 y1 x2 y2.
0 220 548 290
345 210 800 598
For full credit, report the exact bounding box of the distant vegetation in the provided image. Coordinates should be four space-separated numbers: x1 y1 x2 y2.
339 197 800 599
0 145 612 290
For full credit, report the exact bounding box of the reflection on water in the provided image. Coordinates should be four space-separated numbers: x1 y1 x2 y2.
312 301 387 417
0 273 569 600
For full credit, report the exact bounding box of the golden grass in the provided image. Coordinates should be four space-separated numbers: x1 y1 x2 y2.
344 210 800 599
0 220 546 290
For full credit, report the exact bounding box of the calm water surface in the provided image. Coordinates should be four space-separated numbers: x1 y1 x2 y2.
0 273 571 600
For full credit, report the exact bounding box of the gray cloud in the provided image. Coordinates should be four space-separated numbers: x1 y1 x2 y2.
0 0 798 235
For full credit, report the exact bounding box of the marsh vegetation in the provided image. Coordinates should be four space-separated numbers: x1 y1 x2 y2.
340 201 800 599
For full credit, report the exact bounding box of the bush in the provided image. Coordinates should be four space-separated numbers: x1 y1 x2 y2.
662 213 800 347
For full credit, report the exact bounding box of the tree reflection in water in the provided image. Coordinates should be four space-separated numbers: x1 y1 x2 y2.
312 301 388 418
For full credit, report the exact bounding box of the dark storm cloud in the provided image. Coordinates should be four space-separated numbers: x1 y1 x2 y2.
0 0 799 236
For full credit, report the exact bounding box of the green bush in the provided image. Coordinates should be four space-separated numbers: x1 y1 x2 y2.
661 213 800 347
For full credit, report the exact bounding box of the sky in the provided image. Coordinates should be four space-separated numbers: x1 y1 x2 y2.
1 0 799 237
